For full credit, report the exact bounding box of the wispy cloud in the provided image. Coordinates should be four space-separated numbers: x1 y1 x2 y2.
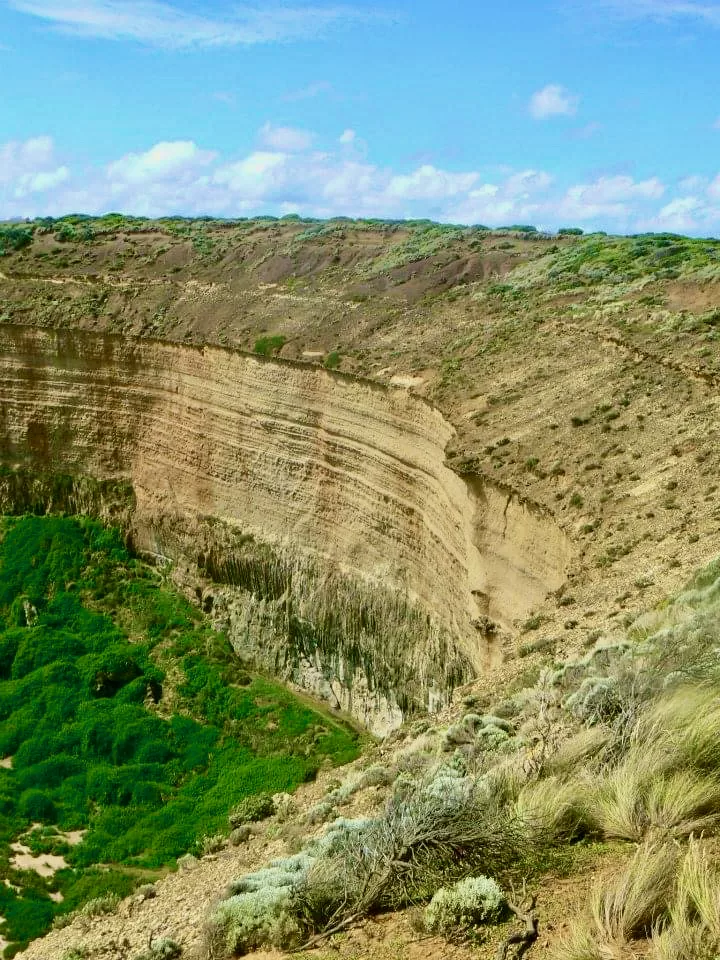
212 91 236 107
529 84 579 119
8 0 389 48
569 121 603 140
588 0 720 26
282 81 333 102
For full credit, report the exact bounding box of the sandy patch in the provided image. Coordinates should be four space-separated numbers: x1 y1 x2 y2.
10 843 68 877
0 757 12 769
389 374 425 388
60 829 86 846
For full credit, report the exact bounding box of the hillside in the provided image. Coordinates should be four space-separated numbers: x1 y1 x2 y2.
2 217 720 671
2 215 720 960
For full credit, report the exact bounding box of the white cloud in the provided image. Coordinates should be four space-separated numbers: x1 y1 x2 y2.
3 132 719 235
8 0 388 48
212 91 236 107
679 174 707 192
214 151 290 198
570 121 603 140
529 84 579 119
106 141 216 184
504 169 553 197
650 195 704 230
339 128 356 144
385 164 478 201
555 174 666 221
0 136 56 183
707 174 720 199
15 165 70 197
259 123 313 153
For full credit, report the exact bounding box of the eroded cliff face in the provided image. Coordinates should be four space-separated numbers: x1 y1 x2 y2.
0 324 572 732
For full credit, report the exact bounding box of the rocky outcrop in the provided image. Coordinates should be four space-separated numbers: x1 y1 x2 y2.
0 324 573 732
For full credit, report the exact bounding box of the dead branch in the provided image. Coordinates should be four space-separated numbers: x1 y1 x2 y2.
496 885 538 960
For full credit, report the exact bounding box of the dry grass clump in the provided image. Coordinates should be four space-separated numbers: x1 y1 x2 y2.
589 689 720 841
650 840 720 960
554 839 720 960
554 842 678 959
515 776 595 841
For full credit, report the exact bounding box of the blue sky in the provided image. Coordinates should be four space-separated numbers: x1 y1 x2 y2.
2 0 720 233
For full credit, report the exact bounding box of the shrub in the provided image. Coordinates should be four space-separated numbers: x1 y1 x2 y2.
228 793 275 828
79 894 120 917
206 884 300 956
291 778 527 937
564 676 624 724
424 875 505 939
199 834 226 856
134 938 182 960
0 225 33 254
253 335 286 357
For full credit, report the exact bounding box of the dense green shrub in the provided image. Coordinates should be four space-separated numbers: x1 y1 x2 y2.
0 516 359 951
253 335 286 356
0 225 33 255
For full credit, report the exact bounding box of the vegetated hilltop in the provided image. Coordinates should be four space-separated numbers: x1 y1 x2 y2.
2 215 720 665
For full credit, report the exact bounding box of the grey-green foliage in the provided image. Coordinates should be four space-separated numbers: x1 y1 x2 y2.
209 888 296 955
442 713 513 753
210 773 525 955
424 875 505 938
564 676 623 724
134 939 182 960
292 777 524 936
79 894 120 917
208 855 311 955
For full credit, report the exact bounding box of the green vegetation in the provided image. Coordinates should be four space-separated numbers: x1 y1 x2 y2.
360 224 465 278
253 335 287 356
508 232 720 290
0 516 358 954
0 226 33 255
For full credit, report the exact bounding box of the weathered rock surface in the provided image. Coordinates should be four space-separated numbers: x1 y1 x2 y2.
0 324 572 730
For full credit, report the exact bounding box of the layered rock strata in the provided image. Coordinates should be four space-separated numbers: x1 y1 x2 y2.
0 324 572 732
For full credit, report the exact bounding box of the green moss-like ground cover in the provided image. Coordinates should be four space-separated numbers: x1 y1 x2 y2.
0 515 359 954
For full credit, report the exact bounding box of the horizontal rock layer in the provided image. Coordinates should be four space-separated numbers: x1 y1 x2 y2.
0 324 572 731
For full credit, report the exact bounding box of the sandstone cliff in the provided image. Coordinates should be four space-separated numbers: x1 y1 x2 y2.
0 324 571 731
